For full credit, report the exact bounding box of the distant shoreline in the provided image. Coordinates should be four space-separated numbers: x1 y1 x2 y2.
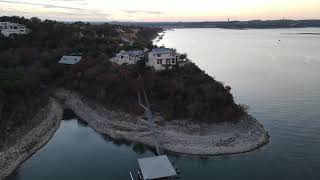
282 32 320 35
110 20 320 30
158 27 320 31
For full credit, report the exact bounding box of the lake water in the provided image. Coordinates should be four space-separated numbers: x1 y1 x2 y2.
9 28 320 180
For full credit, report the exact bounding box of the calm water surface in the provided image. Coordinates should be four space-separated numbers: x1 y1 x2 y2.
10 28 320 180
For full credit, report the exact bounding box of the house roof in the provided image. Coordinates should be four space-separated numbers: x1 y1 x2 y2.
127 50 144 57
121 37 134 44
117 50 144 57
0 22 26 28
138 155 177 180
58 56 82 65
151 48 174 54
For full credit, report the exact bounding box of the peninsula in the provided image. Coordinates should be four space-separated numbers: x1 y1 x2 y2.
0 16 269 179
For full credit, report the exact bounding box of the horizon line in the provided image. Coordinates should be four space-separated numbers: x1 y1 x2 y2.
1 16 320 23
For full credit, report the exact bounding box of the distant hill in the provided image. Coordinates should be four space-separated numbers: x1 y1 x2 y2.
110 19 320 29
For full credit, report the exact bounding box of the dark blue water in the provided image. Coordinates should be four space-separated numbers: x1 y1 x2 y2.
9 119 157 180
9 28 320 180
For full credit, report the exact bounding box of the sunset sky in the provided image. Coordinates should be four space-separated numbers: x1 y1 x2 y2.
0 0 320 22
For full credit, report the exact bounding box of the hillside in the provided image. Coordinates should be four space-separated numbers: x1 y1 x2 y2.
0 16 246 146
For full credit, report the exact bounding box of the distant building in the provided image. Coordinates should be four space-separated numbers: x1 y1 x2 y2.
83 29 98 39
147 48 178 71
116 28 125 34
58 56 82 65
110 50 144 65
73 31 84 39
121 37 134 46
124 31 136 39
0 22 30 37
131 28 140 34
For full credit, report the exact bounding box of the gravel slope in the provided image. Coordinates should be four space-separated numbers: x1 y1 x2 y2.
0 98 63 180
55 89 269 155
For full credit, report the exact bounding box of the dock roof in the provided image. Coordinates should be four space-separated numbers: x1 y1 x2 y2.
58 56 82 65
138 155 177 180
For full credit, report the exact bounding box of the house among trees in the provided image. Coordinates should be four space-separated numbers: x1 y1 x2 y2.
0 22 30 37
110 48 181 70
110 50 144 65
116 28 125 34
58 55 83 65
131 28 140 34
147 48 178 71
73 31 84 39
121 36 134 46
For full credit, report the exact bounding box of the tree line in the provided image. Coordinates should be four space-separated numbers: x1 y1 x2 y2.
0 16 246 143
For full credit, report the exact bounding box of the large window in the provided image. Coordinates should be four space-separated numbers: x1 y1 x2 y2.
157 59 162 64
157 54 161 57
172 58 175 63
166 59 171 64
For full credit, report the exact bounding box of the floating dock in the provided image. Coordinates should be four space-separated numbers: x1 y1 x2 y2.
137 155 177 180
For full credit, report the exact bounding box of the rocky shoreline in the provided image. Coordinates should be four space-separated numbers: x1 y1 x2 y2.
0 98 63 180
0 89 269 179
54 89 269 155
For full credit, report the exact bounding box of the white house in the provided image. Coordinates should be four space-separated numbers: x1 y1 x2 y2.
110 50 144 65
58 56 82 65
0 22 29 37
147 48 178 71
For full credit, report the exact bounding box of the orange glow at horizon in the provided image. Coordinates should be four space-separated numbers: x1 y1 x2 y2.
0 0 319 21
